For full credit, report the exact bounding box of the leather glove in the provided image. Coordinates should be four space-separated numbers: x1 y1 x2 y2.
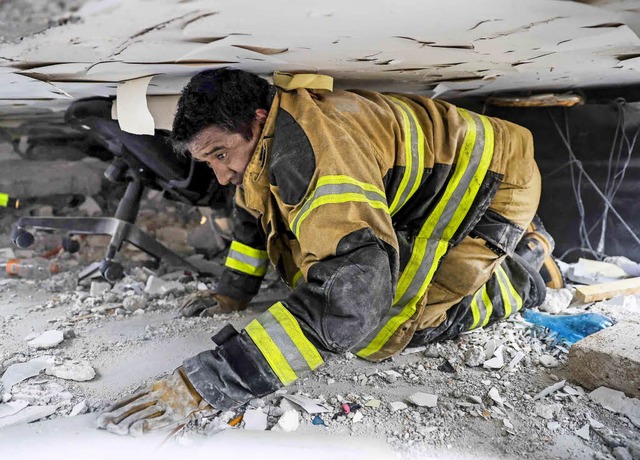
96 367 212 436
179 291 247 317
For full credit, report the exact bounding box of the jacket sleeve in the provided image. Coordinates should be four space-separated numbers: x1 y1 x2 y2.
213 196 267 305
184 102 400 410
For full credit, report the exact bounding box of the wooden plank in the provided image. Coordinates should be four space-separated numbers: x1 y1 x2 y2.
575 277 640 303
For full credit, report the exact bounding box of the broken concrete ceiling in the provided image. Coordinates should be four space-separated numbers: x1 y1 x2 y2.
1 0 640 122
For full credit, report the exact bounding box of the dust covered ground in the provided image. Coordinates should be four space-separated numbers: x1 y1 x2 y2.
1 193 639 460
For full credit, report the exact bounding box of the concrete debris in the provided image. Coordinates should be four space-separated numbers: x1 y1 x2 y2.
26 330 64 349
424 344 440 358
568 321 640 399
46 360 96 381
463 346 485 367
122 295 146 312
243 409 268 431
568 258 628 285
488 387 504 406
282 394 330 414
144 276 184 296
365 399 381 408
78 196 102 217
408 392 438 408
69 400 87 417
539 288 574 314
89 281 110 297
589 387 640 427
352 411 364 423
575 423 590 440
539 354 560 368
504 351 526 372
483 339 498 360
401 346 426 355
0 405 57 429
274 410 299 432
533 380 566 401
587 416 604 429
389 401 408 412
534 402 562 420
0 356 54 391
604 256 640 278
0 400 28 419
547 421 561 431
613 447 633 460
503 418 514 430
483 355 504 370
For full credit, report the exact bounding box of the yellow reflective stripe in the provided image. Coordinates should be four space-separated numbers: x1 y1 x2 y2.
387 96 425 216
292 270 303 288
495 267 512 319
245 319 297 385
290 175 389 238
269 302 324 370
356 109 494 359
230 241 267 260
225 258 267 277
499 265 524 312
469 290 483 330
0 193 8 207
480 285 494 327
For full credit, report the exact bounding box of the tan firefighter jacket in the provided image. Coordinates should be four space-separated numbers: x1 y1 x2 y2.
184 74 536 410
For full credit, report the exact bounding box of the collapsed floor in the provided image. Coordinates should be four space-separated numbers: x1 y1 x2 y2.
1 194 640 460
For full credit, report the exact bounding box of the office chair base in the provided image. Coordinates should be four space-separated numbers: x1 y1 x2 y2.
13 216 203 281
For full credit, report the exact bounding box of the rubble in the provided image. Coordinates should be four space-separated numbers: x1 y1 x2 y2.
274 410 299 432
0 405 57 429
242 409 268 431
26 330 64 349
407 392 438 408
539 288 573 314
568 321 640 398
1 356 53 391
46 360 96 382
589 387 640 427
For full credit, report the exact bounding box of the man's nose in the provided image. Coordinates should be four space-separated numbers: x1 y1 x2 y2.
212 165 233 186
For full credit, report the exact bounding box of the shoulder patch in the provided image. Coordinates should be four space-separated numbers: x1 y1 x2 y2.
269 108 316 206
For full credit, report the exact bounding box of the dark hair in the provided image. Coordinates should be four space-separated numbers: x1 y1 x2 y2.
171 68 272 152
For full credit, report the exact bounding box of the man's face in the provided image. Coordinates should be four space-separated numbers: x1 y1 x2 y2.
188 109 267 187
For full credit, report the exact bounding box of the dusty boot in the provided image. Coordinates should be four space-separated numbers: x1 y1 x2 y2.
516 215 564 288
179 291 247 317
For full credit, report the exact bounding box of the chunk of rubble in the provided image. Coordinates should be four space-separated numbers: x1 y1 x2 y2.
282 394 330 414
1 356 54 390
534 402 562 420
533 380 566 401
0 401 28 419
352 411 364 423
144 276 184 296
243 409 268 430
27 330 64 349
46 360 95 381
483 355 504 370
539 288 573 314
539 354 560 368
408 392 438 408
612 447 633 460
488 387 504 406
589 387 640 427
575 423 590 440
464 347 485 367
274 410 299 432
69 400 87 417
389 401 408 412
365 399 381 408
0 405 57 429
547 421 561 431
90 281 110 297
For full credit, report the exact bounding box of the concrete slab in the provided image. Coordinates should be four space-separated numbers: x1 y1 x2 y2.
568 321 640 398
0 159 105 198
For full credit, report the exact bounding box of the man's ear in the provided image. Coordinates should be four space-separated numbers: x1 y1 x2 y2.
255 108 268 124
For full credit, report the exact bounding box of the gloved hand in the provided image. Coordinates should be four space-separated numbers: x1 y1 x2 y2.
96 367 212 436
179 291 247 317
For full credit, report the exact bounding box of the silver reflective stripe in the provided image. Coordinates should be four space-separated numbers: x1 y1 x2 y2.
290 180 388 237
227 248 268 268
258 310 311 375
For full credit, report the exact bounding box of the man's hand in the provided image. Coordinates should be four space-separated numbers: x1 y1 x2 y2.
96 367 211 436
179 291 247 317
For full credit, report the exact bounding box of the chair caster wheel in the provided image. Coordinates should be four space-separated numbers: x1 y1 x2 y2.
11 227 35 248
62 237 80 253
100 259 124 282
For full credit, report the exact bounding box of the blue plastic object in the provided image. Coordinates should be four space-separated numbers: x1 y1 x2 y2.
523 310 613 345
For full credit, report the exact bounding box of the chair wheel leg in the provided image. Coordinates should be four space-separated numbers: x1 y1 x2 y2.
11 227 35 249
62 236 80 254
99 259 124 282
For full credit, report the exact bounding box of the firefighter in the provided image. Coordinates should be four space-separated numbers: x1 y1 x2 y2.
97 69 562 435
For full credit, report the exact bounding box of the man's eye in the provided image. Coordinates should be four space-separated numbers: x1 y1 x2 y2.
216 152 227 160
